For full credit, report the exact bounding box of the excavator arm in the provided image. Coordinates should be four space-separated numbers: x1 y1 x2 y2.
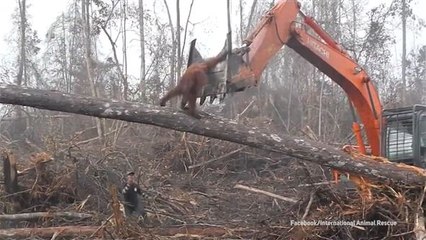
286 14 382 156
192 0 382 156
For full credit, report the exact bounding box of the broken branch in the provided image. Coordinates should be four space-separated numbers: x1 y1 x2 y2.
0 226 101 238
414 183 426 239
234 184 298 203
188 147 246 169
0 212 93 221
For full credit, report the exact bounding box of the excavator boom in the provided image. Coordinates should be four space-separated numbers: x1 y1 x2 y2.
191 0 382 156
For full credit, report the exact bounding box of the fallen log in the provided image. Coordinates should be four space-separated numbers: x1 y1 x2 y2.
0 212 93 221
0 224 260 238
148 224 259 238
0 84 425 185
0 226 101 238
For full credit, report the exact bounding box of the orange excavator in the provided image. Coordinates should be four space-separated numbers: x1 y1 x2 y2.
188 0 426 188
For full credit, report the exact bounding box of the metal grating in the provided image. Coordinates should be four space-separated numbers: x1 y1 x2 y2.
384 111 414 161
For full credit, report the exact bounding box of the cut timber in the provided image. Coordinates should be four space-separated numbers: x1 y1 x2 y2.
109 185 125 229
0 212 93 221
234 184 297 203
1 84 426 186
0 226 101 238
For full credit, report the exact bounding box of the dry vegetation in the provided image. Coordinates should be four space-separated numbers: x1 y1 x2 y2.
1 0 425 238
0 113 424 239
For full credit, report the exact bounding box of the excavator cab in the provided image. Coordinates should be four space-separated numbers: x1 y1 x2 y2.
381 105 426 168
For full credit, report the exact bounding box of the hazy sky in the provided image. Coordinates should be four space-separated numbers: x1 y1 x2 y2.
0 0 425 79
0 0 231 49
0 0 232 78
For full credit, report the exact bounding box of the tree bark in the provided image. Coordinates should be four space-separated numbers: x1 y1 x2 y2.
0 84 426 186
239 0 243 43
139 0 146 98
2 151 18 194
121 0 129 100
176 0 182 81
0 225 259 238
14 0 27 136
0 226 101 238
163 0 176 88
245 0 258 37
180 0 195 58
148 224 260 238
100 26 127 92
17 0 26 86
0 212 92 221
234 184 297 203
401 0 407 104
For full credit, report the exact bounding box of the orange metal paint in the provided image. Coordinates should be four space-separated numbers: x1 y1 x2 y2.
236 0 382 156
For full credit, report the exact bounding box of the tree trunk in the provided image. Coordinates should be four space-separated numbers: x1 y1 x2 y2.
180 0 195 58
122 0 129 100
176 0 182 81
401 0 407 104
0 212 92 221
163 0 176 89
14 0 27 136
61 13 70 93
17 0 26 86
245 0 258 37
139 0 145 99
101 26 127 94
0 226 101 238
351 0 357 59
318 75 324 137
2 152 18 195
0 224 260 238
2 151 19 213
239 0 243 43
0 84 426 186
82 0 105 145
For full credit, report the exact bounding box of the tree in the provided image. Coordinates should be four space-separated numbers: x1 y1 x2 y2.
44 13 76 92
10 0 41 139
14 0 27 138
139 0 146 99
176 0 182 85
163 0 176 90
17 0 26 87
82 0 105 145
401 0 407 104
121 0 129 100
387 0 425 106
406 46 426 104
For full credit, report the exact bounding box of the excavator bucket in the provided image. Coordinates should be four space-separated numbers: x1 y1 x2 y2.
187 39 250 106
